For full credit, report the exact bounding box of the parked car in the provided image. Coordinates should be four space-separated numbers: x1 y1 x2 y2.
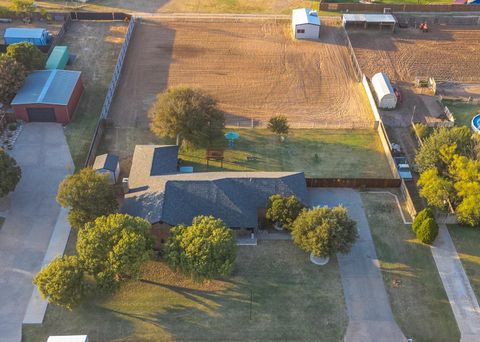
394 156 413 180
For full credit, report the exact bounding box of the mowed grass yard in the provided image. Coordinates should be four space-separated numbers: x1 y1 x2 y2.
61 21 127 169
443 100 480 128
23 241 347 341
101 128 393 179
449 225 480 301
361 193 460 341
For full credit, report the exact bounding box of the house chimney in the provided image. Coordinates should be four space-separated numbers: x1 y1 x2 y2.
122 178 129 194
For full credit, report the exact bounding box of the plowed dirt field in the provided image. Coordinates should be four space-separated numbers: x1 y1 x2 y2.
109 19 373 128
349 26 480 82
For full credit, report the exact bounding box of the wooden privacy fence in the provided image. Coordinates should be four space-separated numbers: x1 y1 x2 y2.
306 178 401 188
70 12 131 21
320 3 480 13
84 15 136 167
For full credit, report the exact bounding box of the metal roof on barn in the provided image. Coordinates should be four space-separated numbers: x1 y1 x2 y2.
11 70 81 106
343 14 397 24
292 8 320 26
4 28 46 39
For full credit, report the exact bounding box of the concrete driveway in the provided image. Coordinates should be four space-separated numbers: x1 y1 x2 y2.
0 123 73 342
309 188 406 342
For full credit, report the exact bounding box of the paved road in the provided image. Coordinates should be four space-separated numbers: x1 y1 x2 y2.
0 124 73 342
432 223 480 342
309 188 406 342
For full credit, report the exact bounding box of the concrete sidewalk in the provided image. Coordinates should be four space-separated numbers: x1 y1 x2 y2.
309 188 406 342
432 223 480 342
0 124 73 342
23 208 71 325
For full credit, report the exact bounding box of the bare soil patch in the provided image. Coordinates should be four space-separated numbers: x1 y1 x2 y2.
62 20 127 168
349 26 480 82
108 19 373 129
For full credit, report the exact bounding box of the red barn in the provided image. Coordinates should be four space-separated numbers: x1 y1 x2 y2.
11 70 83 124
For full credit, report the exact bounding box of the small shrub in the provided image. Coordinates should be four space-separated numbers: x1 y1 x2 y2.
7 123 17 131
412 207 434 234
416 217 439 244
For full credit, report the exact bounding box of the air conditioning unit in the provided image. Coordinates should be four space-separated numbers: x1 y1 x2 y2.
384 8 392 14
122 178 129 194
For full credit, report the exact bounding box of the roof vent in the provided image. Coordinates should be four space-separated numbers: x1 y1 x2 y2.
309 10 318 17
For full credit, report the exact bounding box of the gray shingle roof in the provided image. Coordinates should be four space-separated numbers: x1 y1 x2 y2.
122 145 308 228
151 145 178 175
93 153 119 172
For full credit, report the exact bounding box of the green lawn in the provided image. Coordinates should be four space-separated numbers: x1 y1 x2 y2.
443 100 480 129
361 192 460 342
24 0 338 15
23 241 347 341
102 128 393 178
448 225 480 301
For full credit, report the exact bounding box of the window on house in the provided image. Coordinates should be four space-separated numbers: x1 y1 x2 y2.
297 29 305 34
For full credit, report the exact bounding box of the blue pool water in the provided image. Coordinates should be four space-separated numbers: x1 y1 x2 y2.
472 114 480 133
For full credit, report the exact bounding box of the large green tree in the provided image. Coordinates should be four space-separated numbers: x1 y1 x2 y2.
77 214 153 291
266 194 304 230
0 54 26 104
148 87 225 147
292 206 358 258
449 155 480 226
33 256 87 310
417 168 454 211
6 42 46 71
415 126 474 173
0 149 21 198
165 216 236 280
56 168 118 229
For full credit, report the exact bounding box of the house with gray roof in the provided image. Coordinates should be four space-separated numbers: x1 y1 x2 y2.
122 145 309 230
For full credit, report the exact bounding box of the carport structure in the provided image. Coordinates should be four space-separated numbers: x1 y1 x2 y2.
11 70 83 124
343 14 397 32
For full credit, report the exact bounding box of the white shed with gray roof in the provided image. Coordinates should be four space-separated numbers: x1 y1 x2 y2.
292 8 320 40
93 153 120 184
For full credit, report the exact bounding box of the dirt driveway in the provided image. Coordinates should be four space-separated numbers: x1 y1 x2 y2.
0 124 73 342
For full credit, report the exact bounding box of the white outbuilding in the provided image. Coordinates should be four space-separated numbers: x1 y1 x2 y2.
371 72 397 109
292 8 320 40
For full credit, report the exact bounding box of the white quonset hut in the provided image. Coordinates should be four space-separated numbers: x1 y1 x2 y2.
292 8 320 40
372 72 397 109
